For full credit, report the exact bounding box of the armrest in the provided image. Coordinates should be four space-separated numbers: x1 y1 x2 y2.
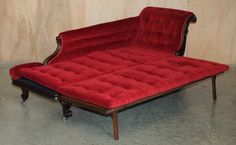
10 62 43 80
45 17 139 64
135 7 196 56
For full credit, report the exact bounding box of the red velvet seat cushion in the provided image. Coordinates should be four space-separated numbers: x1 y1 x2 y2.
17 46 174 91
57 56 228 109
17 46 228 109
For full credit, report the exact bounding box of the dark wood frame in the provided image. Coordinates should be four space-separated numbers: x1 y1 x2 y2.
12 14 223 140
176 15 197 56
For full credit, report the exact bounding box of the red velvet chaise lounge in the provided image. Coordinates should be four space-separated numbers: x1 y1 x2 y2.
9 7 228 140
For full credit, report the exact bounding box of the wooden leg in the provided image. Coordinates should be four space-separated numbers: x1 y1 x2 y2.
212 76 217 100
112 112 119 140
21 88 29 102
59 100 72 120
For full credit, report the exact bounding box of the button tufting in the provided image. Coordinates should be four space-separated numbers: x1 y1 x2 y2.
18 44 228 110
13 7 229 110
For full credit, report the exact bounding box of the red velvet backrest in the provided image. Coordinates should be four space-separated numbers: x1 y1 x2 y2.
48 17 138 64
134 7 194 53
47 7 194 64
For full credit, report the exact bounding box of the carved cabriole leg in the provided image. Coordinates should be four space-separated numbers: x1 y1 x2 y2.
212 76 217 100
112 112 119 140
21 88 29 102
59 100 72 120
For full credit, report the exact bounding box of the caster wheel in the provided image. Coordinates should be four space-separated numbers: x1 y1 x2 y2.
63 117 68 121
59 100 72 120
67 110 72 117
63 110 72 121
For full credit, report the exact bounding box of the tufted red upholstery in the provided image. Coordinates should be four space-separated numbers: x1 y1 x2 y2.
10 62 43 80
58 57 228 108
17 47 174 91
46 7 193 64
135 7 193 52
16 46 228 109
48 17 139 64
10 7 228 109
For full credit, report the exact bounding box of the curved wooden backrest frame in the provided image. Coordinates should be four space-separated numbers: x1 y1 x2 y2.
43 36 62 65
175 14 197 56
